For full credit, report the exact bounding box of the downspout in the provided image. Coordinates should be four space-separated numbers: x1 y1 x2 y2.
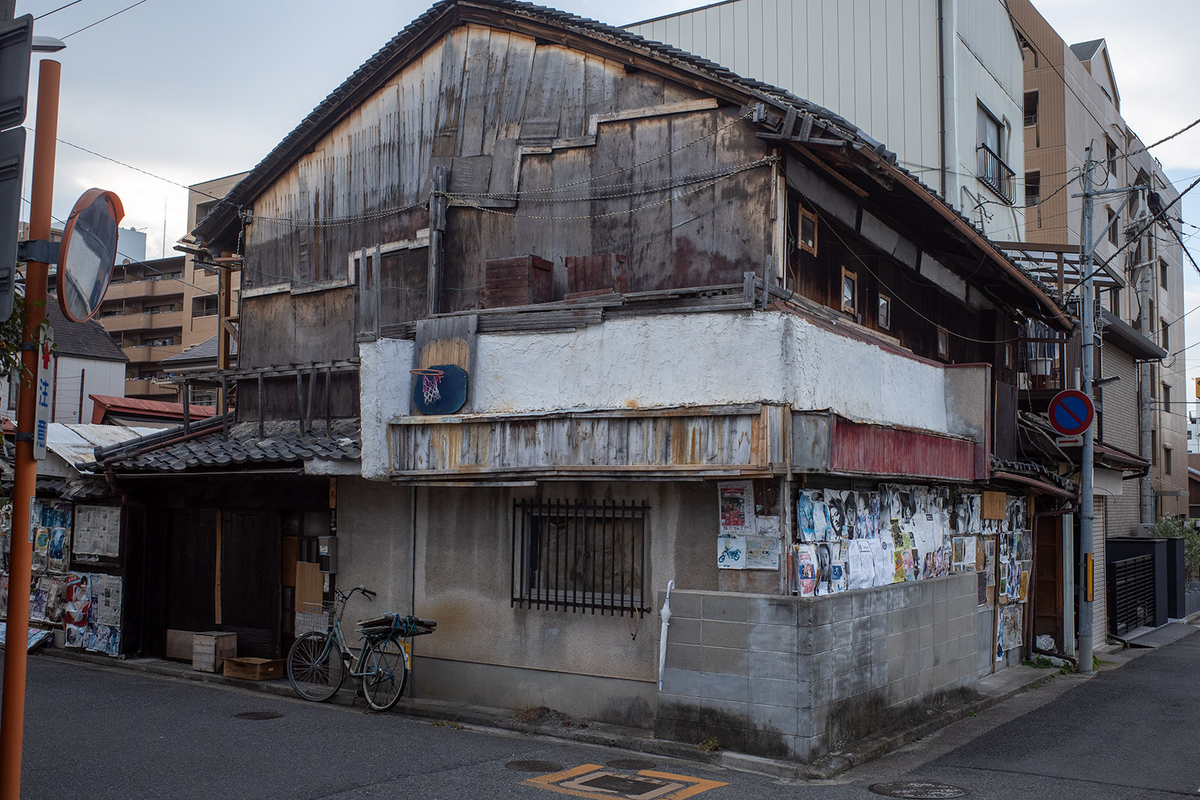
937 0 949 199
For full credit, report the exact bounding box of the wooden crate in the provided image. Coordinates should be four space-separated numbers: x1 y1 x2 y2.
192 632 237 673
566 254 628 296
165 629 196 662
482 255 553 308
223 657 285 681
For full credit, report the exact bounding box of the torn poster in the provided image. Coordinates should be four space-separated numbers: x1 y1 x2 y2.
717 535 746 570
0 624 52 652
29 579 47 621
63 573 91 627
744 535 781 570
796 492 817 542
92 573 123 627
870 537 895 587
717 481 755 536
795 544 818 597
848 539 876 591
755 516 781 537
31 527 48 573
43 577 66 625
74 505 120 558
47 527 69 573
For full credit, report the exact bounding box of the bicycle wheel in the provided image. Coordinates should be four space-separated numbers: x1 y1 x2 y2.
287 632 346 702
360 635 408 711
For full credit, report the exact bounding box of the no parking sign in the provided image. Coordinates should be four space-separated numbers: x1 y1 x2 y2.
1048 389 1094 437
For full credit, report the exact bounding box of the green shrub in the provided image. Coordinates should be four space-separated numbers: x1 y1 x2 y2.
1150 517 1200 582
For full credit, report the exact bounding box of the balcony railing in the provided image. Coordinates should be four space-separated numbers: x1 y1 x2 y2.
976 143 1016 204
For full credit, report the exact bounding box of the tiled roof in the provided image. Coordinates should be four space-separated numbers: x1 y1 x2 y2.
45 298 128 363
96 419 361 473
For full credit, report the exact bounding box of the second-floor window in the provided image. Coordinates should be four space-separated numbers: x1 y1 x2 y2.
976 104 1013 203
1025 172 1041 207
1107 209 1119 246
841 268 857 316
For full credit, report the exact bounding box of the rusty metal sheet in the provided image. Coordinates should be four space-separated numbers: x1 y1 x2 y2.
828 417 975 481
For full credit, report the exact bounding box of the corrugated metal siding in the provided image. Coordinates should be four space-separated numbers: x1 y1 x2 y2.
828 417 975 480
626 0 940 180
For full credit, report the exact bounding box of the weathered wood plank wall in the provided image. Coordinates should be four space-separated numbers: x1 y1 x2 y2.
240 23 774 375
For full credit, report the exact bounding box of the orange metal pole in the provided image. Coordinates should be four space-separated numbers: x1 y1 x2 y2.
0 59 59 800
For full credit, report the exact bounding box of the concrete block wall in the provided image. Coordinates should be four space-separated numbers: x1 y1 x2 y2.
656 574 978 762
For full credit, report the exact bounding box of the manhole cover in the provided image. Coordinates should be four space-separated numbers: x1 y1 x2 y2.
233 711 284 721
869 782 969 799
505 760 564 773
606 758 658 770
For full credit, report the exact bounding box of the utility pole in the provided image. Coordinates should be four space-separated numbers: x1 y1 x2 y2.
0 58 59 798
1136 195 1156 525
1078 147 1096 674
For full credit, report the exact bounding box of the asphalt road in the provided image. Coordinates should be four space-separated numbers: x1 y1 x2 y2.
2 632 1198 799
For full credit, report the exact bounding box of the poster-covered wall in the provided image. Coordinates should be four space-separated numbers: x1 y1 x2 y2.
0 499 124 657
713 481 1032 663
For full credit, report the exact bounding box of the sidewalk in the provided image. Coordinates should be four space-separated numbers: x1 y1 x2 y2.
36 645 1082 780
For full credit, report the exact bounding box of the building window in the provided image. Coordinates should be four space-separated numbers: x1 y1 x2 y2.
1106 137 1118 177
1161 319 1169 351
841 268 857 316
937 326 950 360
1108 287 1120 317
194 200 218 222
1005 342 1014 369
976 103 1014 203
1024 91 1039 126
797 205 818 256
193 296 219 318
1107 208 1119 246
1025 172 1041 207
1163 382 1171 414
512 499 647 615
878 294 892 330
1160 258 1169 289
1164 446 1173 476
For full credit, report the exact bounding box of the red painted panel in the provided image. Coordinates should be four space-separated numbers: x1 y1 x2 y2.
829 417 975 481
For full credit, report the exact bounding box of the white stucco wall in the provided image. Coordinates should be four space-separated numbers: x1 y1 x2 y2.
362 310 968 479
471 311 951 428
359 337 413 479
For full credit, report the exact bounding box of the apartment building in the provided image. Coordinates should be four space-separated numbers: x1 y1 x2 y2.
95 255 186 399
625 0 1028 239
1009 0 1187 524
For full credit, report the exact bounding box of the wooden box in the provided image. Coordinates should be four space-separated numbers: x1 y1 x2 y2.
166 629 196 662
482 255 554 308
223 657 285 681
565 254 628 297
192 631 237 673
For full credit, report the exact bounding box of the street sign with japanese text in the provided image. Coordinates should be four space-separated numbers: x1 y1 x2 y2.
33 326 53 460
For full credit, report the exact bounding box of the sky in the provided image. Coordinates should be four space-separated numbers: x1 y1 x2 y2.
11 0 1200 402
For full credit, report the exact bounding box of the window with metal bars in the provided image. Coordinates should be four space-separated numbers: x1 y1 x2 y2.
512 499 648 615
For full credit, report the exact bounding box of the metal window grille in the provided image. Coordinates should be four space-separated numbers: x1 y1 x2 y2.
976 143 1015 204
512 499 648 616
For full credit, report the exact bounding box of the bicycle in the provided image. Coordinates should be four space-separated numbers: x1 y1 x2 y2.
286 585 436 711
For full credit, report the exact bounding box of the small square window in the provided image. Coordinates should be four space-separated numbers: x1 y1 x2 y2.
798 206 818 255
878 294 891 330
841 268 857 315
937 327 950 360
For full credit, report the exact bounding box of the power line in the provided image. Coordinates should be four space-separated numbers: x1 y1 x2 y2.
24 128 224 201
34 0 87 20
61 0 148 39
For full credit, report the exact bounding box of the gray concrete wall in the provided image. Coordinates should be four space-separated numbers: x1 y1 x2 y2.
656 576 978 762
336 477 718 727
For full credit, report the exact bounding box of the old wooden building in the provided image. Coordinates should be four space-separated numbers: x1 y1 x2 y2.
97 0 1078 762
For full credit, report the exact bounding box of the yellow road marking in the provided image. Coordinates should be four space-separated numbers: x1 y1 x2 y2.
523 763 729 800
